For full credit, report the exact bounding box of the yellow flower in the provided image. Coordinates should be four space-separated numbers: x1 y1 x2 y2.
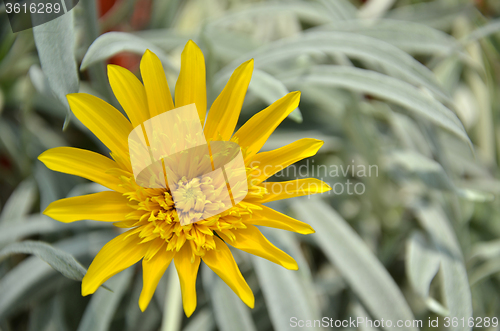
38 40 330 317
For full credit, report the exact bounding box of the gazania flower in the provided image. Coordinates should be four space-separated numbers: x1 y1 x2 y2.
39 40 330 317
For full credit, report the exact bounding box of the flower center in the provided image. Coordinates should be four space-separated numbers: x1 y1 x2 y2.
118 158 267 257
171 176 217 226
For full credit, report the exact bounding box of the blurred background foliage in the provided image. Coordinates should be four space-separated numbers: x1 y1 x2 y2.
1 0 500 330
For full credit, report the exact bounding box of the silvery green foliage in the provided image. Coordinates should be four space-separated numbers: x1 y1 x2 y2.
1 0 500 330
33 11 79 129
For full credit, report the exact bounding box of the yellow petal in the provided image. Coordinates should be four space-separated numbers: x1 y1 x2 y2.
140 50 175 118
38 147 126 193
232 91 300 158
249 138 323 184
219 225 298 270
67 93 132 159
246 205 315 234
202 237 254 308
175 40 206 124
82 229 148 295
108 64 150 128
43 191 131 223
139 245 174 311
204 59 254 141
174 244 201 317
253 178 331 203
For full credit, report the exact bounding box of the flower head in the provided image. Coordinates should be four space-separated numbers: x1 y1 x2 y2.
39 40 330 317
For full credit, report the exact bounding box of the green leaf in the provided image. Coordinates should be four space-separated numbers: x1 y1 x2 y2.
253 258 316 331
0 254 66 321
33 12 79 129
0 214 111 248
29 65 55 97
469 258 500 286
0 179 37 224
100 0 140 32
261 130 342 153
387 2 469 30
406 231 448 315
80 32 177 73
182 309 215 331
406 231 440 299
292 199 418 331
79 0 115 103
433 57 463 95
124 274 161 331
0 121 27 174
160 266 183 331
317 0 357 21
202 264 256 331
77 268 133 331
280 65 471 147
247 70 302 123
220 31 450 102
0 215 59 247
413 202 473 331
358 0 396 20
455 188 494 203
465 70 494 164
0 232 114 320
203 27 260 66
133 30 190 52
34 162 66 211
385 150 455 191
0 240 87 281
389 112 433 155
462 19 500 44
150 0 183 28
252 230 320 331
470 239 500 261
208 2 332 28
319 19 465 57
28 295 68 331
352 301 380 331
